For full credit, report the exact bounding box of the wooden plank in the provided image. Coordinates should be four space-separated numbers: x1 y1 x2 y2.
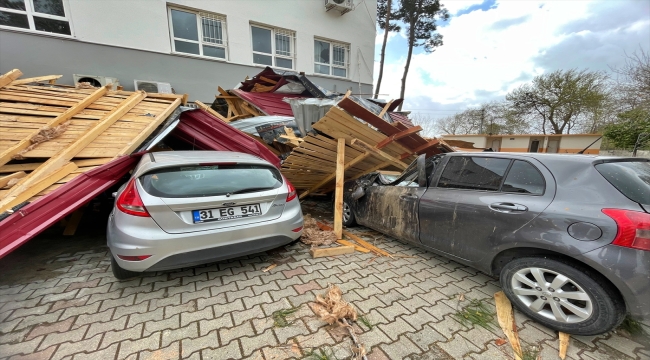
10 75 62 86
336 239 371 253
333 138 345 239
0 163 41 173
0 92 145 212
117 97 181 155
559 332 570 360
0 69 23 89
0 171 26 188
63 206 85 236
378 99 394 118
218 86 241 116
195 100 229 122
351 138 409 169
412 139 440 154
494 291 523 360
259 76 278 85
299 151 371 200
376 125 422 149
0 162 77 211
310 245 354 258
0 86 109 168
342 230 392 257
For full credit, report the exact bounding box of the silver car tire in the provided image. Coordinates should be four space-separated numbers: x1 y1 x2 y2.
500 257 625 336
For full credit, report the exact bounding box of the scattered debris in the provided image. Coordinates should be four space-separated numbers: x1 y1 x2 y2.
262 264 277 272
495 338 507 346
618 315 646 336
311 245 355 258
301 215 337 247
358 315 373 330
458 293 465 302
521 346 541 360
304 347 336 360
494 291 523 360
454 299 496 330
558 332 570 360
271 306 301 328
313 284 357 327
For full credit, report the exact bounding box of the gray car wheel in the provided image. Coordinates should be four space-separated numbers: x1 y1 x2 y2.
342 201 356 227
500 257 625 335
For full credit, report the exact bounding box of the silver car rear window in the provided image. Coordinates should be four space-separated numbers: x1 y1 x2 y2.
595 161 650 206
140 164 282 198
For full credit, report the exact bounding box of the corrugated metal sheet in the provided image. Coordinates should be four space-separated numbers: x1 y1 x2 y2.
389 112 415 128
171 109 281 168
231 89 304 117
0 154 141 259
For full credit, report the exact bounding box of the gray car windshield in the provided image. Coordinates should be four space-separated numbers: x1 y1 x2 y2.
140 164 282 198
595 161 650 207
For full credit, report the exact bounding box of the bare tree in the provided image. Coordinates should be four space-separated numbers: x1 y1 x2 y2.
610 47 650 110
374 0 400 99
409 113 438 137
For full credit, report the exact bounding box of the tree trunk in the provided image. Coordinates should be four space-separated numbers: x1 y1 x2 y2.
398 0 424 111
374 0 392 99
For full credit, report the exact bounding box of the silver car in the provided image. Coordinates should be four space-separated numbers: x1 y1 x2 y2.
107 151 303 279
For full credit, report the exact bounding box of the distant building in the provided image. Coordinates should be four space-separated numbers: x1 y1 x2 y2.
442 134 602 154
0 0 376 102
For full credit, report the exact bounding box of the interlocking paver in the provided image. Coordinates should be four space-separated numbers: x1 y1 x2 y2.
181 330 220 358
139 341 179 360
380 335 421 359
438 334 481 359
165 299 197 318
220 321 256 346
161 323 198 347
51 334 102 360
117 331 161 359
86 316 127 339
112 301 149 320
127 307 164 328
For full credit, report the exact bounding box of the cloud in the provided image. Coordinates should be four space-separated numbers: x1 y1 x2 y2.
372 0 650 121
490 15 531 30
375 31 397 45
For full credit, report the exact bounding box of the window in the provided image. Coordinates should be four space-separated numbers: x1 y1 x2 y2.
314 39 349 77
0 0 71 35
169 7 227 59
596 161 650 206
438 157 510 191
502 160 545 195
251 24 294 69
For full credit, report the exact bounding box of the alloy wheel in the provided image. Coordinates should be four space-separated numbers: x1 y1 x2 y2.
343 202 351 223
511 267 593 323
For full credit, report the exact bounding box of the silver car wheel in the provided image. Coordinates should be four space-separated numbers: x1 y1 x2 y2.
511 267 593 324
343 202 351 223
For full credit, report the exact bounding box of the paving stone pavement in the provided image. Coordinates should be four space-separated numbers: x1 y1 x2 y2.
1 205 649 359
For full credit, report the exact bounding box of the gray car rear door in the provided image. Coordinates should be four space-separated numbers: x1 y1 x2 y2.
419 155 555 264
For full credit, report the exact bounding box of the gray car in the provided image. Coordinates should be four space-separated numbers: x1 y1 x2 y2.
343 152 650 335
107 151 303 279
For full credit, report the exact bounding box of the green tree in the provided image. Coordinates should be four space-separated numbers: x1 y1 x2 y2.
506 69 610 134
603 108 650 148
395 0 449 110
374 0 401 99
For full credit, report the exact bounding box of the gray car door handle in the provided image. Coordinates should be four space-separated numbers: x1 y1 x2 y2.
400 194 418 200
489 202 528 213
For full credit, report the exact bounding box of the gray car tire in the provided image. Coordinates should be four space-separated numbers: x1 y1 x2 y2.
111 255 140 280
500 257 625 336
342 201 356 227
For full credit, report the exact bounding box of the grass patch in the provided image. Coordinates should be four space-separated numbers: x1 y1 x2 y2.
518 346 541 360
453 299 496 330
618 315 646 336
358 314 373 330
305 347 336 360
271 306 300 328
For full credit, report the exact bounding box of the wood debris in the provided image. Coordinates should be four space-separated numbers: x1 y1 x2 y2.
494 291 523 360
313 284 358 327
0 69 184 214
262 264 277 272
300 215 337 247
559 332 570 360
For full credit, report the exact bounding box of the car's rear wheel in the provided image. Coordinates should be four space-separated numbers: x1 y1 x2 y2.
342 201 356 227
500 257 625 336
111 255 140 280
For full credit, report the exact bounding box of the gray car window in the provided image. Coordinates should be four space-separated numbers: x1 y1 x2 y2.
140 164 282 198
595 161 650 207
502 160 545 195
438 156 511 191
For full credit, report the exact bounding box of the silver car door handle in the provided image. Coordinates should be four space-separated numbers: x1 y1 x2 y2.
489 202 528 213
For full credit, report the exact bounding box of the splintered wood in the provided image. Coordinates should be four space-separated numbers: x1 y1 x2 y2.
494 291 523 360
0 69 183 212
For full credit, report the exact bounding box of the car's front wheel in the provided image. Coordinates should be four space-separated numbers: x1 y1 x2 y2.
500 257 625 336
342 201 356 227
111 255 141 280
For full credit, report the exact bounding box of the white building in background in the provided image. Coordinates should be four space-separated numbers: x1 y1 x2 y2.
0 0 377 101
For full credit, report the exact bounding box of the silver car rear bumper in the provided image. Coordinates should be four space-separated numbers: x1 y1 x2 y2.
107 201 303 272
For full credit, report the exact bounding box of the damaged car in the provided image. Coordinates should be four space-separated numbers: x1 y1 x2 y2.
343 152 650 335
108 151 303 279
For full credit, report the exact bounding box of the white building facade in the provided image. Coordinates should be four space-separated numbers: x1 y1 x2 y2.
0 0 377 101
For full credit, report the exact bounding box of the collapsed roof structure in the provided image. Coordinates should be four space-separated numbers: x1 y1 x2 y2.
0 67 453 257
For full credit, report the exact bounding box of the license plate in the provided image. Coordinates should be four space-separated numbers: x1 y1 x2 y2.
192 204 262 223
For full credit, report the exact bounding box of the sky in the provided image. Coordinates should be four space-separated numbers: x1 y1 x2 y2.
373 0 650 119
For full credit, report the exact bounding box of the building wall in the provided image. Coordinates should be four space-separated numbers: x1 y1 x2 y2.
442 135 602 154
556 136 602 154
499 136 531 152
0 0 376 101
442 135 487 148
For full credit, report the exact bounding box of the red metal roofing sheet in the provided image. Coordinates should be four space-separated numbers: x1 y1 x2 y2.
0 154 141 259
171 109 281 168
231 89 304 117
389 112 415 128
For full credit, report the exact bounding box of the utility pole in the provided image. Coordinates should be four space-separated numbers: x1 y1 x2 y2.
479 108 485 134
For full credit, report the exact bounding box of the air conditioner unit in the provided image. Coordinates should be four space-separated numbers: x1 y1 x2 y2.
325 0 353 14
73 74 120 88
134 80 173 94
